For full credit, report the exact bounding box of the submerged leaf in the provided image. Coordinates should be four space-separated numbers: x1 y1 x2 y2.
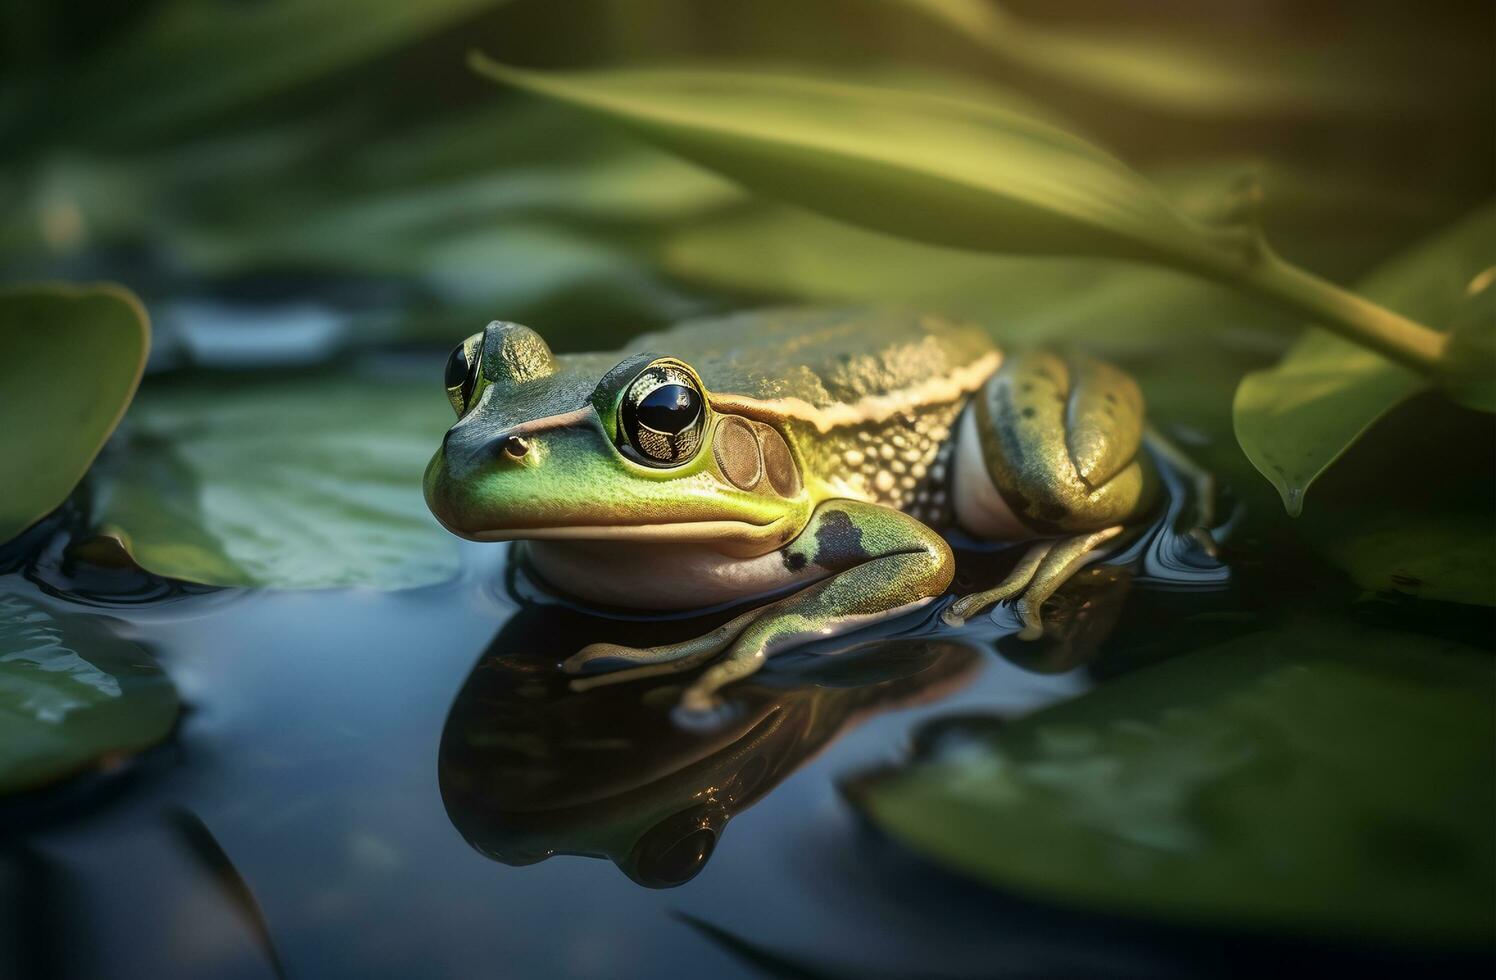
849 621 1495 943
1234 206 1496 514
82 364 459 590
0 283 149 543
0 592 179 794
470 58 1247 273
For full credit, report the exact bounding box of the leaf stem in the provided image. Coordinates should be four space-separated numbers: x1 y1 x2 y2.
1217 247 1448 373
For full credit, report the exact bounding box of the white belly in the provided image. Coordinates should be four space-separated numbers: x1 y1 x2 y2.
523 539 828 611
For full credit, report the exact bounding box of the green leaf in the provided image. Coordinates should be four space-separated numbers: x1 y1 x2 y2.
469 58 1248 273
80 364 459 590
1234 206 1496 514
0 283 149 543
661 202 1289 354
848 621 1495 943
1438 269 1496 412
0 592 179 794
31 0 514 148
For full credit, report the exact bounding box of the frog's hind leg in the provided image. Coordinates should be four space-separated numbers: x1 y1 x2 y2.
943 347 1156 636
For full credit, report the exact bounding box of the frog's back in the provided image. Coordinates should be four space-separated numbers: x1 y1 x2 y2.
627 307 996 411
630 308 998 515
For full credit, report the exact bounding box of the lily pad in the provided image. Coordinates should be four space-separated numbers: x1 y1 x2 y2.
848 620 1495 944
1234 206 1496 515
0 592 179 794
81 363 459 590
0 283 150 545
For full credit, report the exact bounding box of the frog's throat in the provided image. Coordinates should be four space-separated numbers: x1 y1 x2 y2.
710 350 1000 433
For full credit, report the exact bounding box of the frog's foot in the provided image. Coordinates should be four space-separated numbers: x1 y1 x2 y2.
944 525 1123 638
561 500 954 713
941 540 1054 627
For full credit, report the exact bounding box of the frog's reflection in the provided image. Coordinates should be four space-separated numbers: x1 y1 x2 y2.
439 603 981 888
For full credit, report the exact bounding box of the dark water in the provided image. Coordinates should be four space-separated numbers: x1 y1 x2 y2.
0 467 1485 979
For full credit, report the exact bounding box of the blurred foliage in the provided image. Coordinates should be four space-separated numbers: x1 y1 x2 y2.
0 592 179 793
848 619 1495 943
0 284 148 542
4 0 1491 339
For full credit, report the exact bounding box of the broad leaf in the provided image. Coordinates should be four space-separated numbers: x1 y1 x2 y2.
0 592 179 794
661 202 1289 354
0 284 149 544
1234 206 1496 514
470 58 1248 274
81 364 459 590
848 621 1494 943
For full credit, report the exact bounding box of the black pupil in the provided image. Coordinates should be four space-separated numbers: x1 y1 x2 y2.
636 384 699 434
445 345 471 390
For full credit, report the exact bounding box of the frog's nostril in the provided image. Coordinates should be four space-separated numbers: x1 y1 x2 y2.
500 435 530 459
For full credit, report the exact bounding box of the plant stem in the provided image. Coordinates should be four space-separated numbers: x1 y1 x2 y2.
1222 248 1448 373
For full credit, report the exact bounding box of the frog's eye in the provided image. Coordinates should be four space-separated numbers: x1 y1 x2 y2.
444 335 482 417
618 364 706 467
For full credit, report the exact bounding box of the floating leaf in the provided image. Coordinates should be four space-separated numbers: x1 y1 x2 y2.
848 621 1494 943
0 592 179 794
1234 206 1496 514
0 283 149 544
82 364 459 590
470 58 1248 273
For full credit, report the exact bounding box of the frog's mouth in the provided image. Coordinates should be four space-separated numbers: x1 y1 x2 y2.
463 516 790 552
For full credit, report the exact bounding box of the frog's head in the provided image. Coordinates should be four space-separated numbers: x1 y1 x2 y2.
424 321 808 554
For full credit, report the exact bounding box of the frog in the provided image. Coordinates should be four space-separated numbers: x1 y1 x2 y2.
425 308 1210 715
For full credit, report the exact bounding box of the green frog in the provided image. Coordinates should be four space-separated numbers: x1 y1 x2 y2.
425 308 1203 715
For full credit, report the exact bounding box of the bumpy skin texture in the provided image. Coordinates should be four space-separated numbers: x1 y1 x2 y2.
424 308 1159 712
970 349 1155 533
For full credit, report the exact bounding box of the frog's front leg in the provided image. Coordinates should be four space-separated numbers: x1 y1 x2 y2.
943 348 1158 634
562 499 954 713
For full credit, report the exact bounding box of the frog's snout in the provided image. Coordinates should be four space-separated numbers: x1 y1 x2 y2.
426 425 531 539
